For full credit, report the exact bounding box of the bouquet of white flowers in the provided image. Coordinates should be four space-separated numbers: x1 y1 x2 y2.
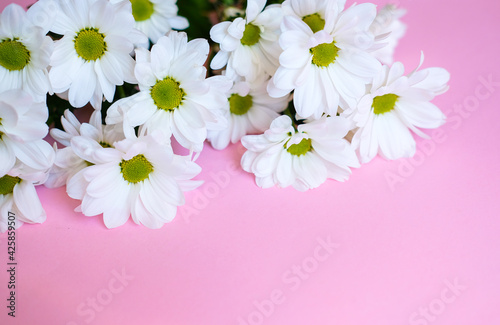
0 0 449 231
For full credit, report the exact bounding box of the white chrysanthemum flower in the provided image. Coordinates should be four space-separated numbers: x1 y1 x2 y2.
344 57 450 163
0 164 48 233
66 131 202 229
0 89 54 176
207 75 289 150
210 0 283 81
369 4 406 65
47 0 147 108
109 0 188 44
46 109 125 188
106 31 230 153
268 0 382 119
0 4 53 102
241 115 359 191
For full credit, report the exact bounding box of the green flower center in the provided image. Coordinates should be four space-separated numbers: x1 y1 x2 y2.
99 141 112 148
302 13 325 33
120 154 154 184
74 28 107 61
0 39 31 71
372 93 399 115
287 138 312 156
151 77 185 111
131 0 154 21
0 175 21 195
229 94 253 115
241 23 261 46
310 41 339 67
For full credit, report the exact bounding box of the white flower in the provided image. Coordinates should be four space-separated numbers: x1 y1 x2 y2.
66 131 202 229
106 31 230 153
207 75 289 150
0 4 53 102
47 0 147 108
0 89 54 176
109 0 188 44
369 4 406 65
344 56 450 163
210 0 283 81
0 164 48 233
46 109 125 188
268 0 382 119
241 115 359 191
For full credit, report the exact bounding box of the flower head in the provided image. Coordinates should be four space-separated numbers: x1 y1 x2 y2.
47 109 125 188
207 75 289 150
0 4 53 101
67 131 202 229
110 0 188 45
106 31 230 153
210 0 283 81
344 56 450 163
0 89 54 176
369 4 407 65
268 0 382 119
0 164 48 233
241 115 359 191
47 0 147 108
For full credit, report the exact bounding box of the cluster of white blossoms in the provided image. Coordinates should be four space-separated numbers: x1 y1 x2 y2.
0 4 55 232
0 0 449 230
0 0 196 231
210 0 448 191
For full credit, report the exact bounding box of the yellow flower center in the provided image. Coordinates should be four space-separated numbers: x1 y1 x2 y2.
310 41 339 68
287 138 312 156
372 93 399 115
302 13 325 33
120 154 154 184
229 94 253 115
241 23 261 46
131 0 155 21
0 39 31 71
0 175 21 195
74 28 107 61
151 77 185 111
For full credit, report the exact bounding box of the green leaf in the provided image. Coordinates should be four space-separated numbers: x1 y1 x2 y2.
46 93 73 129
177 0 214 40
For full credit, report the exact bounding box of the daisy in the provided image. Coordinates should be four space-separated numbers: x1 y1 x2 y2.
344 56 450 163
66 131 202 229
0 4 53 102
47 0 147 108
0 89 54 176
210 0 283 81
109 0 188 45
0 163 48 233
106 31 230 153
46 109 125 188
207 74 290 150
241 115 359 191
369 4 406 65
267 0 382 119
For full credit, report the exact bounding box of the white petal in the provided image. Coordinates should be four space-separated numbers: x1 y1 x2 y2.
11 139 55 171
275 150 294 187
0 140 16 176
13 181 46 224
68 64 97 108
375 112 416 160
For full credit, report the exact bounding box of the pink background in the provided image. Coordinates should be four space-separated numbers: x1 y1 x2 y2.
1 0 500 324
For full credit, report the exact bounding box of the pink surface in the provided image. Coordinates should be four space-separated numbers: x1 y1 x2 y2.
1 0 500 324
